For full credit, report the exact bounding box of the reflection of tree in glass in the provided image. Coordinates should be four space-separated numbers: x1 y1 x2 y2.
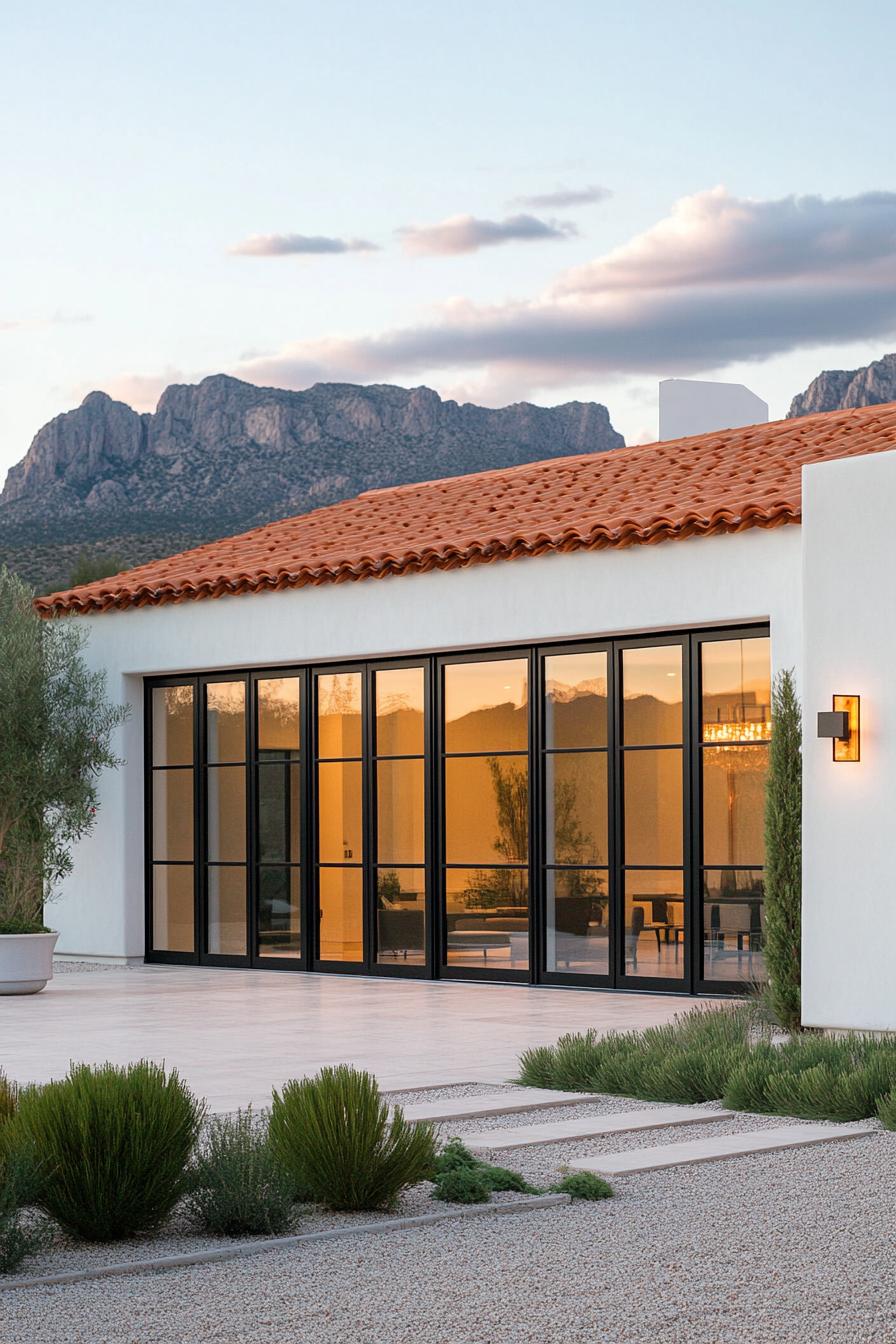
377 870 402 906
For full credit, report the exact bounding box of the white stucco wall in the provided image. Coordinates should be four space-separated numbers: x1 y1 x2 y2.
55 525 802 959
802 449 896 1030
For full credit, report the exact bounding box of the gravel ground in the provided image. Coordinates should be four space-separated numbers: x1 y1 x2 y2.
3 1086 894 1342
51 960 126 975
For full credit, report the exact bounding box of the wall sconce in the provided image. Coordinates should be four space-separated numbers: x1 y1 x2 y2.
817 695 860 762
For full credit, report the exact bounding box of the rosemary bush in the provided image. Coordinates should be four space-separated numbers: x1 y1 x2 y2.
188 1108 296 1236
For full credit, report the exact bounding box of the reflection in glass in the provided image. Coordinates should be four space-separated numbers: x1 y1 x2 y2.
624 871 684 979
702 638 772 743
207 866 247 956
317 673 362 758
318 867 363 962
376 668 425 756
545 752 607 865
376 868 426 965
623 749 682 866
445 756 528 865
444 659 528 752
377 759 424 864
317 761 363 863
258 678 301 753
152 770 194 862
258 763 301 864
206 766 246 862
543 652 607 749
258 867 301 958
545 869 609 976
703 745 768 866
444 868 528 970
152 686 194 766
206 682 246 763
152 865 194 952
622 646 682 745
703 869 765 983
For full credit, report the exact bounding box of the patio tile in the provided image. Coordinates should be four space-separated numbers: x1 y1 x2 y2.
570 1122 878 1176
462 1104 734 1150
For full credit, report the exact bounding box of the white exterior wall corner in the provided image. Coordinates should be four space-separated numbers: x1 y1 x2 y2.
54 525 802 960
802 448 896 1031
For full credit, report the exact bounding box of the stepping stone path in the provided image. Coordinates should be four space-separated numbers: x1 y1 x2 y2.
569 1122 878 1177
399 1088 593 1124
462 1105 734 1151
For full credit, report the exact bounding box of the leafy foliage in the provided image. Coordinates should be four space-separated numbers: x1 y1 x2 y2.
0 566 128 932
430 1166 494 1204
876 1087 896 1130
551 1172 613 1201
431 1136 539 1199
269 1066 436 1212
15 1061 203 1241
187 1108 296 1236
763 668 802 1032
66 551 125 589
0 1153 55 1274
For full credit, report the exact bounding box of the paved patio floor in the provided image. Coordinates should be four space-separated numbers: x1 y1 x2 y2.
3 966 692 1110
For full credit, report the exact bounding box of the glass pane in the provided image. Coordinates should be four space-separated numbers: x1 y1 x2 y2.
258 867 301 959
258 763 301 864
545 869 609 976
376 668 425 756
376 868 426 965
444 868 529 970
703 745 769 866
258 678 301 753
702 638 772 743
622 646 682 745
206 682 246 763
624 871 685 980
152 686 194 766
444 659 528 753
207 866 247 956
318 866 363 962
207 766 246 862
152 865 194 952
152 769 194 862
317 761 363 863
703 869 765 984
624 749 683 866
543 652 608 749
377 759 424 864
445 755 528 865
317 673 362 757
545 752 608 865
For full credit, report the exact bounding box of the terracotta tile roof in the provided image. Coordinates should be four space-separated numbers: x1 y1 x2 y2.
36 401 896 616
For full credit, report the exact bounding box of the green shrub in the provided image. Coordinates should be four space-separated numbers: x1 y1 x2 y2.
15 1061 203 1241
433 1138 480 1176
187 1109 296 1236
481 1165 540 1195
877 1088 896 1130
515 1045 556 1090
269 1066 436 1212
551 1172 613 1201
0 1072 17 1129
636 1044 749 1105
0 1153 55 1274
431 1166 493 1204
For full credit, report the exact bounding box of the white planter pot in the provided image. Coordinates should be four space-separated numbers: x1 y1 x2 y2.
0 931 59 995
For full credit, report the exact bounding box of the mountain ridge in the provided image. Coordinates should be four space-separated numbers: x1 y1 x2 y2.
0 375 624 590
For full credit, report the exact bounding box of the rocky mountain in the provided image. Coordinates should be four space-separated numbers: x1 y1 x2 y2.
0 376 624 592
788 353 896 417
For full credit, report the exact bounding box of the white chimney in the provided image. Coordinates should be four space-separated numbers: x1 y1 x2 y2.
658 378 768 441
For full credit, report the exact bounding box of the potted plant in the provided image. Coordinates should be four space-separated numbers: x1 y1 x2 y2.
0 567 127 994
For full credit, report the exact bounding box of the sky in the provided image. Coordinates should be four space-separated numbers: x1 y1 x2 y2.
3 0 896 479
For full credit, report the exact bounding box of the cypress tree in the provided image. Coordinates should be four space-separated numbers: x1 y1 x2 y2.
763 668 802 1032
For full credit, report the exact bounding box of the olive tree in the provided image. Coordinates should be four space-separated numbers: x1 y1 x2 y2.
0 567 128 932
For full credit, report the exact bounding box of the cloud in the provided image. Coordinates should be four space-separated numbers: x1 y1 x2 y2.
232 189 896 396
229 233 379 257
511 184 611 209
0 312 92 332
398 213 578 256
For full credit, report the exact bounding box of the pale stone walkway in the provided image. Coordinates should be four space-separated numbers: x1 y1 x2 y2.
2 964 689 1110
